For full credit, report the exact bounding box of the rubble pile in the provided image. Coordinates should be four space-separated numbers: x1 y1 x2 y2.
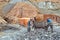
23 29 60 40
0 25 60 40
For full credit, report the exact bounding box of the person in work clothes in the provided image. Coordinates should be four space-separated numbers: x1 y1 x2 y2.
27 18 33 32
45 18 53 33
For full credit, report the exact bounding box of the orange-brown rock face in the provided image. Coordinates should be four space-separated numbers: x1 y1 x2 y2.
5 2 60 26
44 14 60 23
6 2 38 24
6 2 38 18
35 14 44 22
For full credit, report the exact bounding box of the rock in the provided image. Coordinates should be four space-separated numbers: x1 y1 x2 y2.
0 16 7 24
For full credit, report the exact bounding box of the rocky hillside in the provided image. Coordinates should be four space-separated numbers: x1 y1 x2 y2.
0 0 10 17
